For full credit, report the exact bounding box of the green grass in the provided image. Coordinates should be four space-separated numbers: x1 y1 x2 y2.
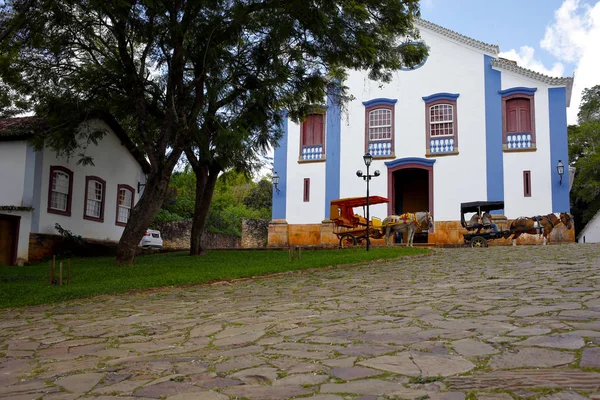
0 247 428 309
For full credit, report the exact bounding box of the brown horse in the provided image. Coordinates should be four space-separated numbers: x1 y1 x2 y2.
510 212 573 246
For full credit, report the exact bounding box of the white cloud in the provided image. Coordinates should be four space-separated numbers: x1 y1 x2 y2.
498 46 565 77
541 0 600 124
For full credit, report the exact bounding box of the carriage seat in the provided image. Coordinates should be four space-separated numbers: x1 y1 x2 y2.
353 214 367 226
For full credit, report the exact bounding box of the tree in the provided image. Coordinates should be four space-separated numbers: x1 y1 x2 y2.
0 0 37 117
243 178 272 215
5 0 427 262
180 0 429 255
569 85 600 233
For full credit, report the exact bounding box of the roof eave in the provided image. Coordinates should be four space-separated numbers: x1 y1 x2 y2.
414 18 499 56
490 59 574 106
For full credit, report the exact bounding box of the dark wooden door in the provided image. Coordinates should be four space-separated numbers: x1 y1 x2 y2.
0 218 16 266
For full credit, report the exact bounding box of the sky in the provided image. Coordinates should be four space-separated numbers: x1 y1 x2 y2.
419 0 600 124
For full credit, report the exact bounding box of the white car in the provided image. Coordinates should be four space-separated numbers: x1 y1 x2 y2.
139 229 163 249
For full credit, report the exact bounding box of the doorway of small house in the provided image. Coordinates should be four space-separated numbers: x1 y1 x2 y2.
0 215 19 266
392 168 430 244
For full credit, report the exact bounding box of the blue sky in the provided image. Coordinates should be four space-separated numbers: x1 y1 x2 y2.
421 0 574 74
420 0 600 124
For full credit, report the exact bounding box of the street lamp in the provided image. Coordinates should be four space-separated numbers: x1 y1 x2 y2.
556 160 565 185
356 152 380 251
272 172 280 194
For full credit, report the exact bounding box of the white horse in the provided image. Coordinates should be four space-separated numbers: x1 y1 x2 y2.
382 211 433 247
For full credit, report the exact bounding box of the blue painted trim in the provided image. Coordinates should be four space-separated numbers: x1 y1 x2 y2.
384 157 436 169
325 87 342 218
422 93 460 103
272 112 288 220
400 42 428 71
484 55 504 214
549 87 570 212
362 98 398 108
499 87 537 97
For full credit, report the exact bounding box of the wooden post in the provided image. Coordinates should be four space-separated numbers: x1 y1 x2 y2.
59 261 63 286
67 259 71 285
50 255 55 285
288 246 293 261
297 246 302 260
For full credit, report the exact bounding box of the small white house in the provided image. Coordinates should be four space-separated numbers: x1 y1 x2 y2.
578 209 600 244
0 115 150 266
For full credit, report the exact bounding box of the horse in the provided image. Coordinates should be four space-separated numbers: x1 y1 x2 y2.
382 211 433 247
509 212 573 246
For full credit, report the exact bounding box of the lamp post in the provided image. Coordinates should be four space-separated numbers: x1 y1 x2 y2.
356 152 380 251
556 160 565 185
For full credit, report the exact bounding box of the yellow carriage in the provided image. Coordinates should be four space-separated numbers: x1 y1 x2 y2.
329 196 390 248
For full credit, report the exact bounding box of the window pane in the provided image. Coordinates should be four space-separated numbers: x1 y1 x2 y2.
52 172 69 194
368 109 392 141
51 192 67 211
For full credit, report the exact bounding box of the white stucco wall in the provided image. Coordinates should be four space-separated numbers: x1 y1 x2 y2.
285 28 491 223
285 120 327 224
500 72 553 219
37 119 145 241
578 211 600 243
0 141 28 206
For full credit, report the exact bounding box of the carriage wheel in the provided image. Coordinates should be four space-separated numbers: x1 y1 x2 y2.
470 236 488 248
339 233 357 248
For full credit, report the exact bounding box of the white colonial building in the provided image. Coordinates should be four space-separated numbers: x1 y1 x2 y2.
268 19 574 247
0 115 149 265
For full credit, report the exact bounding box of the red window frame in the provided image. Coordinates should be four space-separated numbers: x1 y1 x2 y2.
424 99 458 156
523 170 532 197
303 178 310 202
502 93 536 147
83 176 106 223
47 165 74 216
115 184 135 227
364 104 395 156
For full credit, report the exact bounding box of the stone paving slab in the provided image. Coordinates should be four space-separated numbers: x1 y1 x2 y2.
1 244 600 399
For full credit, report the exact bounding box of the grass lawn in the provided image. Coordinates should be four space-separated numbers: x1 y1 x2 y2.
0 247 429 309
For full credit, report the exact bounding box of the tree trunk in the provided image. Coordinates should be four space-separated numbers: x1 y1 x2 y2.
115 169 172 265
189 165 220 255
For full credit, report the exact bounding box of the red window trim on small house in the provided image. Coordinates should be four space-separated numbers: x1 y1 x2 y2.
115 184 135 227
83 176 106 223
47 165 74 216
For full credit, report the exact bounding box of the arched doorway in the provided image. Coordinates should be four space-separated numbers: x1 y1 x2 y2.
385 158 434 244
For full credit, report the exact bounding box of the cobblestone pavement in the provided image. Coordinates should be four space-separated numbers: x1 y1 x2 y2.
2 244 600 400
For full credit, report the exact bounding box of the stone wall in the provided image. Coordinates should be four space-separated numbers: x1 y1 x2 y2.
269 217 576 247
155 220 240 250
28 233 119 263
241 219 269 248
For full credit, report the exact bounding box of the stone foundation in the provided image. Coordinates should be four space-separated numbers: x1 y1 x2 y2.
28 233 120 263
268 217 575 247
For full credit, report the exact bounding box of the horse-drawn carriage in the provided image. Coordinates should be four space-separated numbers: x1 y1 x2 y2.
461 201 509 247
461 201 573 247
330 196 434 248
330 196 389 248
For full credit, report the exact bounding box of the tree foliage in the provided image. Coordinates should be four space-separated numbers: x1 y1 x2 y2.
569 85 600 233
3 0 428 262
